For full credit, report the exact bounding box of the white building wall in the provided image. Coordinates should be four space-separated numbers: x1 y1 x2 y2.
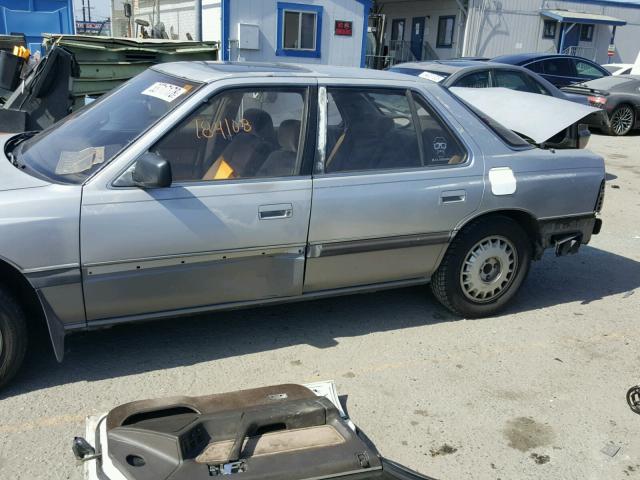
377 0 464 60
465 0 640 64
226 0 366 66
203 1 221 42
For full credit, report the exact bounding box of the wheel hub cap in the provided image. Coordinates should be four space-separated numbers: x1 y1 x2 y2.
612 107 633 135
460 236 517 303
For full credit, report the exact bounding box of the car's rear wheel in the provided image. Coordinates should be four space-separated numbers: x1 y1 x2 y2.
609 104 635 136
431 216 532 318
0 289 28 389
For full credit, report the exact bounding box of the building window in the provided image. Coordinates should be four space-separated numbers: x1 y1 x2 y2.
580 24 594 42
276 2 323 58
436 16 455 48
542 20 556 38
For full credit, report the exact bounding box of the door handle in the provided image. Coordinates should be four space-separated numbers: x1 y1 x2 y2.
259 203 293 220
440 190 466 204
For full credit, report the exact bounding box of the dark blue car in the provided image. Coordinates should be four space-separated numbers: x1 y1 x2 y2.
491 53 610 88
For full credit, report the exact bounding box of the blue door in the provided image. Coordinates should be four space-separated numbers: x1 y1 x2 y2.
410 17 425 61
559 23 579 53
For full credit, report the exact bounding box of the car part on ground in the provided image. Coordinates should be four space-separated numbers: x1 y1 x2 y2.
0 35 218 132
450 86 598 147
0 62 606 389
73 382 437 480
561 75 640 136
628 385 640 415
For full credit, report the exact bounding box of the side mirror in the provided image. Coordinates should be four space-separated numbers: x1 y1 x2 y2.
132 152 172 188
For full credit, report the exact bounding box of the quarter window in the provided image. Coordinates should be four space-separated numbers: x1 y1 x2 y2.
149 88 307 182
493 70 535 93
436 16 455 48
455 71 490 88
575 60 604 79
323 88 465 173
542 20 556 38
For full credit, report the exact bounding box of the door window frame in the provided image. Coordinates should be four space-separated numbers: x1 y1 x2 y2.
111 84 317 188
315 85 469 176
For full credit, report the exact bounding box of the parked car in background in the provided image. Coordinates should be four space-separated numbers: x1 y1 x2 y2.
562 75 640 136
0 62 605 389
602 63 634 76
491 53 610 88
389 60 608 147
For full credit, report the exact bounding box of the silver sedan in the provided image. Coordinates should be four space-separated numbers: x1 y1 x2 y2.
0 62 605 388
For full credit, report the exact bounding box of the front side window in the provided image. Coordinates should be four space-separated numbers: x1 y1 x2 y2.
149 87 307 182
436 16 455 48
542 20 556 38
277 3 322 57
9 70 200 184
323 88 465 174
575 60 605 79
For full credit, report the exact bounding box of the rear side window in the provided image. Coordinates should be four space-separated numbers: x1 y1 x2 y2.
323 88 466 173
575 60 605 79
493 70 535 92
455 71 490 88
541 58 575 76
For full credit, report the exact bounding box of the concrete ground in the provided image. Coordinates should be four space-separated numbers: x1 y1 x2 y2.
0 133 639 480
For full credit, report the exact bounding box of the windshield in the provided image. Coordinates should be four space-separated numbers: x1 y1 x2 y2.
11 69 201 184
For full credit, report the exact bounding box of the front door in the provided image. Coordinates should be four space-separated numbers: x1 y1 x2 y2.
304 83 483 292
80 83 315 321
411 17 426 61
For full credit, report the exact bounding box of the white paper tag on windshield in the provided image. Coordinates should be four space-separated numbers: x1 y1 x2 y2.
418 71 445 83
55 146 105 175
142 82 187 102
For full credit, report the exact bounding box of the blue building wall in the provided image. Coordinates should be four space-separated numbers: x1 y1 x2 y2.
0 0 75 52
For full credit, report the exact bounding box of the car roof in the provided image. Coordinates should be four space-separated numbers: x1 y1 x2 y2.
152 61 419 84
392 60 537 75
491 53 597 64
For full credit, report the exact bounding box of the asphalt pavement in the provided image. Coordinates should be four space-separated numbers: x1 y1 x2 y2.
0 133 638 480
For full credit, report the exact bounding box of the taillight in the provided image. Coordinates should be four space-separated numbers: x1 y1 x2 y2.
588 95 607 106
595 180 605 212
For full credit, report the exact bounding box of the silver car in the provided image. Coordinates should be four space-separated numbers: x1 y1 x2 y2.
0 62 605 388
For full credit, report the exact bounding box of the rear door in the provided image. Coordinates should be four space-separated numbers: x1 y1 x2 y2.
80 79 316 322
304 80 483 292
535 57 577 87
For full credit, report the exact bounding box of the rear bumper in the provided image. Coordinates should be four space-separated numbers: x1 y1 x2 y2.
536 213 601 258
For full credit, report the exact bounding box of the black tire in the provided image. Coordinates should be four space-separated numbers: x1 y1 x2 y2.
431 216 532 318
608 104 635 136
0 289 28 389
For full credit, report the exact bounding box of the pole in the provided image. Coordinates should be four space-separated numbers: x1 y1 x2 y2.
87 0 91 22
82 0 86 23
195 0 203 41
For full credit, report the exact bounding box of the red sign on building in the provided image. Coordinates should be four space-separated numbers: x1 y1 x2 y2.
335 20 353 36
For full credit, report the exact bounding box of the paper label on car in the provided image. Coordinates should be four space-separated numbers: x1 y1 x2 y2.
142 82 188 102
55 146 105 175
418 71 445 83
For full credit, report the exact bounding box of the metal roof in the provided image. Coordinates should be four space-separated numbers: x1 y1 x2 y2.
152 61 419 84
541 9 627 26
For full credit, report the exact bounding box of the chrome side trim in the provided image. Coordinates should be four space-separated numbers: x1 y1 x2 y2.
22 263 80 274
84 245 305 276
25 266 82 288
83 277 430 329
307 232 451 258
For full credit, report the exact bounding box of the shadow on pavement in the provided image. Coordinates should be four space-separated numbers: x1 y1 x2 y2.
3 245 639 398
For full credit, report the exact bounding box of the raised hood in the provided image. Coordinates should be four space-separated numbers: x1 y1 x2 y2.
0 134 50 191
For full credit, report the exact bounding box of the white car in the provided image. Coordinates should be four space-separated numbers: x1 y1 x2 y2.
602 63 633 76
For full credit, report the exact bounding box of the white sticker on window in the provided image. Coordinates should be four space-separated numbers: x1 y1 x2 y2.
55 147 105 175
142 82 187 102
418 71 445 83
488 167 517 195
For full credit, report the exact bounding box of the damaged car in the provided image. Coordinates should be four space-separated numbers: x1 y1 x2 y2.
0 62 605 388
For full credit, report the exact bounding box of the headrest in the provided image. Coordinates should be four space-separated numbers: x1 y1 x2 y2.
278 119 301 152
244 108 275 142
